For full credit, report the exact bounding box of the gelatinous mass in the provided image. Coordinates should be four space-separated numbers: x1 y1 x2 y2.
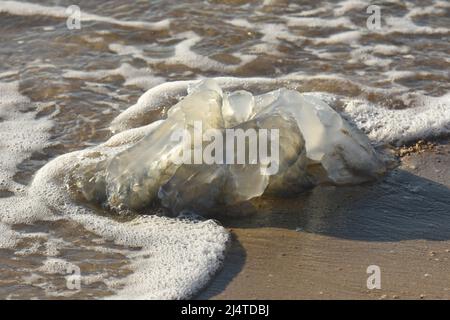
69 79 386 215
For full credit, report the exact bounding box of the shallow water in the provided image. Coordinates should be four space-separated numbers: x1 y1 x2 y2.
0 0 449 299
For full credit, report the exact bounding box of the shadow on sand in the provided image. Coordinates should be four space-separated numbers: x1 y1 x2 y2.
197 168 450 298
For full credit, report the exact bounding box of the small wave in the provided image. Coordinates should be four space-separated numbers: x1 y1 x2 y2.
0 1 170 30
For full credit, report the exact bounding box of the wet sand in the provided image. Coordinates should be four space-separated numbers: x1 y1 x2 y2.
198 141 450 300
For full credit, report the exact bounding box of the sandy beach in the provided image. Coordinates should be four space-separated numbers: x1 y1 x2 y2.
199 141 450 299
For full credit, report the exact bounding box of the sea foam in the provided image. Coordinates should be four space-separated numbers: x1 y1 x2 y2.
0 1 170 30
0 80 228 299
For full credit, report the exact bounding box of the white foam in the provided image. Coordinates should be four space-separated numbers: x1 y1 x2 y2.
63 64 165 90
164 32 229 71
72 214 229 299
228 18 254 29
0 100 228 299
0 81 53 192
21 144 229 299
0 1 170 31
90 1 448 76
314 31 361 45
370 44 410 56
343 93 450 145
0 223 19 249
383 16 449 35
230 19 306 56
108 43 153 63
382 70 445 83
0 80 69 299
38 258 77 275
255 23 302 53
349 47 393 67
109 33 256 73
0 70 19 79
333 0 369 16
258 0 449 58
406 3 447 18
0 80 56 250
295 7 329 17
286 16 355 29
